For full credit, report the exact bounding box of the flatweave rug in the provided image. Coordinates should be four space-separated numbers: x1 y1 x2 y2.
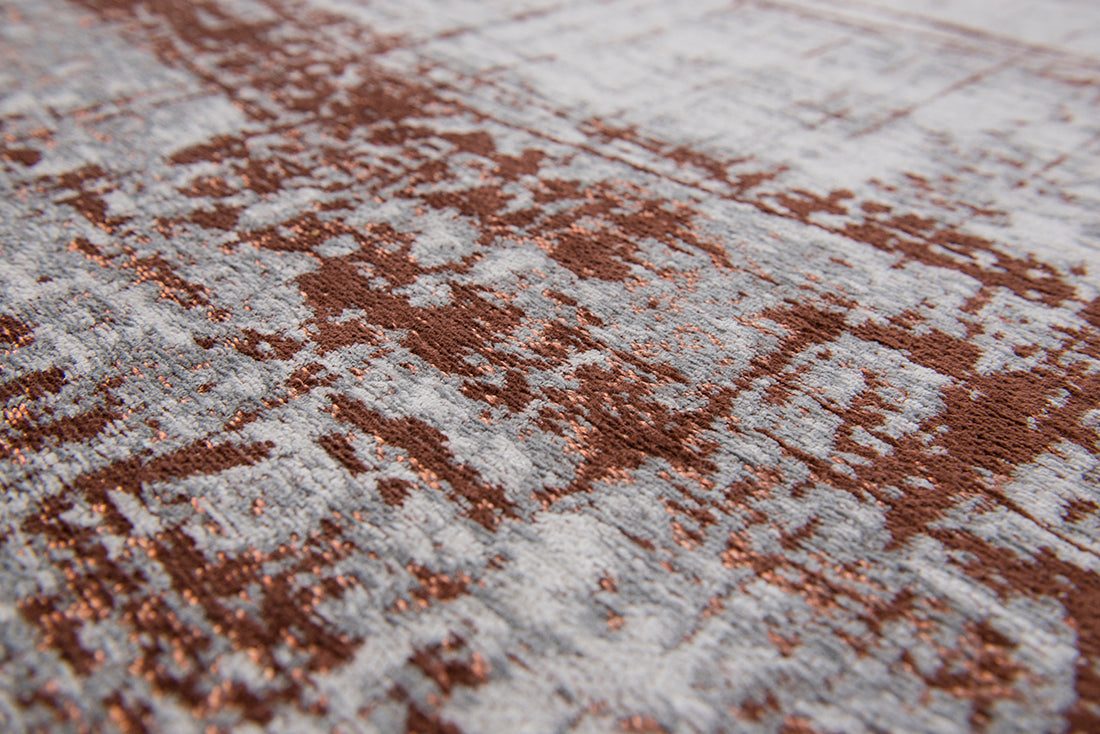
2 0 1100 732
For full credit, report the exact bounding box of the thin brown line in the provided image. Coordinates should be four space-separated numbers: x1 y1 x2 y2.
760 0 1100 71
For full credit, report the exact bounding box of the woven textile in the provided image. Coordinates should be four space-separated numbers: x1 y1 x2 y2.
2 0 1100 731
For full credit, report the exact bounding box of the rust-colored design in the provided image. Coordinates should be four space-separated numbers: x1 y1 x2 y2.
2 0 1099 731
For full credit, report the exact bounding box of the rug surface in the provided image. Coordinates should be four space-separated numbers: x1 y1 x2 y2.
2 0 1100 732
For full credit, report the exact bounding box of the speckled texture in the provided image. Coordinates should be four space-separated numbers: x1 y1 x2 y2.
1 1 1099 732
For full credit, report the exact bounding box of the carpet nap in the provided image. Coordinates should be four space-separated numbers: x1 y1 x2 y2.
1 0 1100 732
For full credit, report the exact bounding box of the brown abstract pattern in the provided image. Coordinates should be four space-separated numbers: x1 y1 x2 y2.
1 0 1099 731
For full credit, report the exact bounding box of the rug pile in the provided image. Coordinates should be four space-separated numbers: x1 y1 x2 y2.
1 0 1099 732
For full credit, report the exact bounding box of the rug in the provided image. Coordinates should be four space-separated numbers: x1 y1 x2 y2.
1 0 1099 731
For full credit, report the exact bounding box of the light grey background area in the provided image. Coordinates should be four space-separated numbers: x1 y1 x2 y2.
1 0 1098 732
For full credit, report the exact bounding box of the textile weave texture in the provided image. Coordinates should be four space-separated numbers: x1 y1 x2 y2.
2 0 1100 732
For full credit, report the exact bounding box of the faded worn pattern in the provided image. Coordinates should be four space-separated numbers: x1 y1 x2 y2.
1 0 1099 732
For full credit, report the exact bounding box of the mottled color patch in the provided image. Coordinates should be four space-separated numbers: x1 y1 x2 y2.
1 0 1099 732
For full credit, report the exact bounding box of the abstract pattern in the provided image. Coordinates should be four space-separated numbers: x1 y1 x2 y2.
1 0 1099 731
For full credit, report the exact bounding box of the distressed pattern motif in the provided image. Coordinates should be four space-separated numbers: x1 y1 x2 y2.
1 0 1099 732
